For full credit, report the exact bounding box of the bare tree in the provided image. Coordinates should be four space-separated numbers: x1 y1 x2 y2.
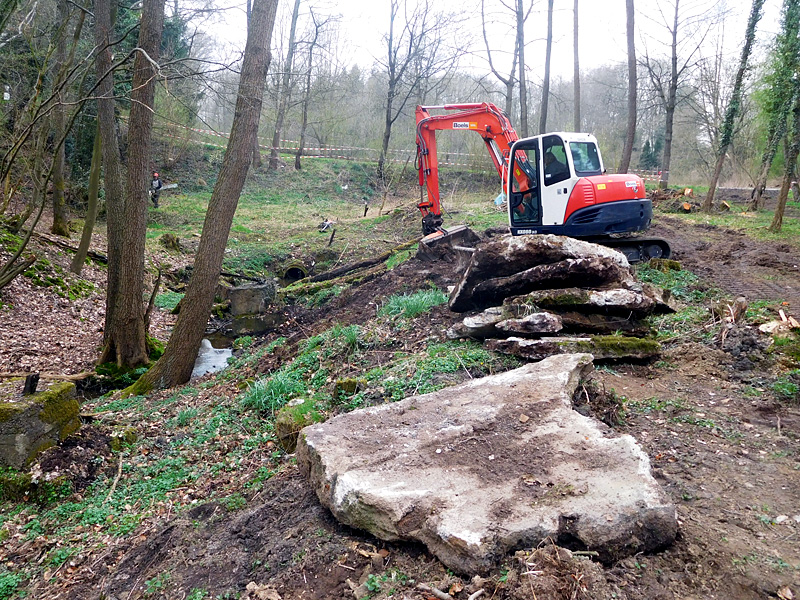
376 0 462 179
770 90 800 231
295 11 330 170
618 0 636 173
480 0 520 119
269 0 301 170
539 0 554 134
128 0 279 391
95 0 126 341
573 0 580 132
517 0 530 136
641 0 721 188
702 0 765 212
100 0 166 367
70 124 100 274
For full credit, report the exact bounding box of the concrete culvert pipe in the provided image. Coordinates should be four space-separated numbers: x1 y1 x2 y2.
282 261 308 283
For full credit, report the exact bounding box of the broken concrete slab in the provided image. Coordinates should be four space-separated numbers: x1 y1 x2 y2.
447 308 563 340
495 312 563 335
485 336 661 362
229 282 277 316
0 382 80 468
506 286 674 316
452 257 634 313
297 354 677 574
446 306 506 339
449 235 631 312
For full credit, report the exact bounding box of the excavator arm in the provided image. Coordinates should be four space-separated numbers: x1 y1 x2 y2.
415 103 535 234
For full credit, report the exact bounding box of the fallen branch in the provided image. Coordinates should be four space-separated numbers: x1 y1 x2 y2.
102 456 124 507
304 237 420 284
32 231 108 264
281 263 386 297
467 590 485 600
416 583 453 600
0 371 94 381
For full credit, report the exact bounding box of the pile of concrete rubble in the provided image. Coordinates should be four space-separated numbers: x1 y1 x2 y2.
444 234 677 362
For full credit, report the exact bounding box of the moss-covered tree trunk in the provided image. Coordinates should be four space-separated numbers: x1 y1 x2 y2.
129 0 279 391
70 124 101 274
702 0 765 213
50 0 70 238
770 92 800 232
101 0 165 367
95 0 126 345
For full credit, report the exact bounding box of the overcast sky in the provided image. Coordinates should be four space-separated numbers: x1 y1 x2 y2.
215 0 783 81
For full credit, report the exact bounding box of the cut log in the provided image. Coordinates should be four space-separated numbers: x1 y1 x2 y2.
485 335 660 361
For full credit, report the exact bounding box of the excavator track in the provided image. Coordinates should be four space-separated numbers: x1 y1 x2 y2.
584 236 672 264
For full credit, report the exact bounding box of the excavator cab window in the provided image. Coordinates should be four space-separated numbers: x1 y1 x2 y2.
569 141 602 176
542 135 571 186
509 143 540 225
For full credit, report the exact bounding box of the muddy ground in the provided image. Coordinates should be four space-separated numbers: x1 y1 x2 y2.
3 190 800 600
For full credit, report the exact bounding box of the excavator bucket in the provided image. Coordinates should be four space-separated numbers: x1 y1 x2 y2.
416 224 481 265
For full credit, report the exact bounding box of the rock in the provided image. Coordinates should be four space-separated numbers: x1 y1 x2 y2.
275 398 322 453
485 336 661 362
449 234 630 312
297 355 677 573
229 282 278 316
0 382 80 468
495 312 563 335
231 313 284 336
159 233 182 252
446 307 506 339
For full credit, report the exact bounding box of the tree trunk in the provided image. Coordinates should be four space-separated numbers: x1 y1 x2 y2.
702 0 765 212
70 124 101 274
269 0 301 170
129 0 279 391
770 91 800 232
749 0 800 210
618 0 636 173
50 0 70 238
296 14 321 171
516 0 528 137
102 0 165 367
659 0 680 189
539 0 554 134
572 0 580 132
95 0 125 343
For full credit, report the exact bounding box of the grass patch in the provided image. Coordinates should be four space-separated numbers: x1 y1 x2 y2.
379 288 448 319
154 291 183 311
634 262 713 303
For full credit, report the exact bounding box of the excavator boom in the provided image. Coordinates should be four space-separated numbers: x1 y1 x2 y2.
416 103 532 234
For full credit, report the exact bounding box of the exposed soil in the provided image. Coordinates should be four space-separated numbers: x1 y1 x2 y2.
2 189 799 600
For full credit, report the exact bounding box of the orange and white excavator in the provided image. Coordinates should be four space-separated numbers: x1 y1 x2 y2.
415 102 670 262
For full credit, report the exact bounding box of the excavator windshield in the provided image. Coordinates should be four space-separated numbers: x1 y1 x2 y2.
568 141 602 176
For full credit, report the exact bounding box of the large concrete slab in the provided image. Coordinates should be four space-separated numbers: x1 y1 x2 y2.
297 355 677 574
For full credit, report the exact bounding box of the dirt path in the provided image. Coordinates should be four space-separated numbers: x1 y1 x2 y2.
651 216 800 308
4 209 799 600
